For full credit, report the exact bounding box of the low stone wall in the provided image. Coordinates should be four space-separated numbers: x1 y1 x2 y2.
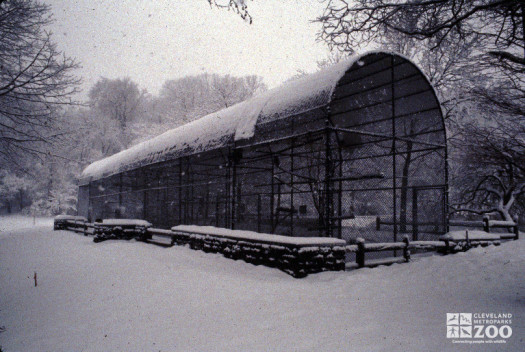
53 215 87 230
93 219 152 242
171 226 346 278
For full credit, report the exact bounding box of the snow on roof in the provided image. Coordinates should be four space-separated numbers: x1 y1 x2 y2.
79 51 394 184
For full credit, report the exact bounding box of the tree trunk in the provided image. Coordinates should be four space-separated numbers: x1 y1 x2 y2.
399 140 413 232
499 191 516 221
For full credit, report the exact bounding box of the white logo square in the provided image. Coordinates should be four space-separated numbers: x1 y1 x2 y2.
459 313 472 325
447 325 460 338
460 326 472 338
447 313 459 325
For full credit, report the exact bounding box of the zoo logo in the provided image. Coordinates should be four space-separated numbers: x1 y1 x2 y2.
446 313 513 340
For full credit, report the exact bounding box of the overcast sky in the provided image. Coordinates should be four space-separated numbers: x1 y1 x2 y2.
44 0 331 99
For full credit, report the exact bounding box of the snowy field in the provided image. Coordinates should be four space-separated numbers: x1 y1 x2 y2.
0 216 524 351
0 215 53 237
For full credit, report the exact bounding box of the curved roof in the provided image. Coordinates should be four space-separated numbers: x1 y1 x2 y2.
80 51 429 184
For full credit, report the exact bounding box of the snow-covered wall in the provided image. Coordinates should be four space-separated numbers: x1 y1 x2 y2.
171 226 346 277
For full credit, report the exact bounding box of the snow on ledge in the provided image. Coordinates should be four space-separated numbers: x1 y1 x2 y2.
488 220 516 226
54 215 87 221
440 230 501 241
171 225 346 247
100 219 152 227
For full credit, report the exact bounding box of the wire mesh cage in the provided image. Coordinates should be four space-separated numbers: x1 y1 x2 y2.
78 52 448 244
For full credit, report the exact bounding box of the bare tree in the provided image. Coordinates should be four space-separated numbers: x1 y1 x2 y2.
0 0 80 171
88 77 145 129
317 1 524 61
316 1 525 122
207 0 252 23
208 73 266 108
451 117 525 221
0 170 32 213
158 73 266 126
158 75 215 124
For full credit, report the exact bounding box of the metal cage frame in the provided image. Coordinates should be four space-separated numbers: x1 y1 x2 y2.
78 52 448 242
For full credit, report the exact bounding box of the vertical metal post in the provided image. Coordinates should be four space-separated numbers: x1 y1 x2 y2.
270 154 275 231
224 148 229 228
290 137 294 236
215 193 220 227
189 163 194 223
483 216 490 232
324 122 333 237
391 55 398 252
157 171 161 225
356 238 365 267
442 184 449 234
412 188 418 241
178 158 182 224
185 157 190 224
257 194 262 233
143 191 147 220
230 145 237 230
204 183 210 223
118 173 123 218
337 144 343 239
163 179 168 228
88 181 92 222
143 168 147 220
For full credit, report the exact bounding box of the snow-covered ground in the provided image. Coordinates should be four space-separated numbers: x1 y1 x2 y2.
0 215 53 238
0 216 523 351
